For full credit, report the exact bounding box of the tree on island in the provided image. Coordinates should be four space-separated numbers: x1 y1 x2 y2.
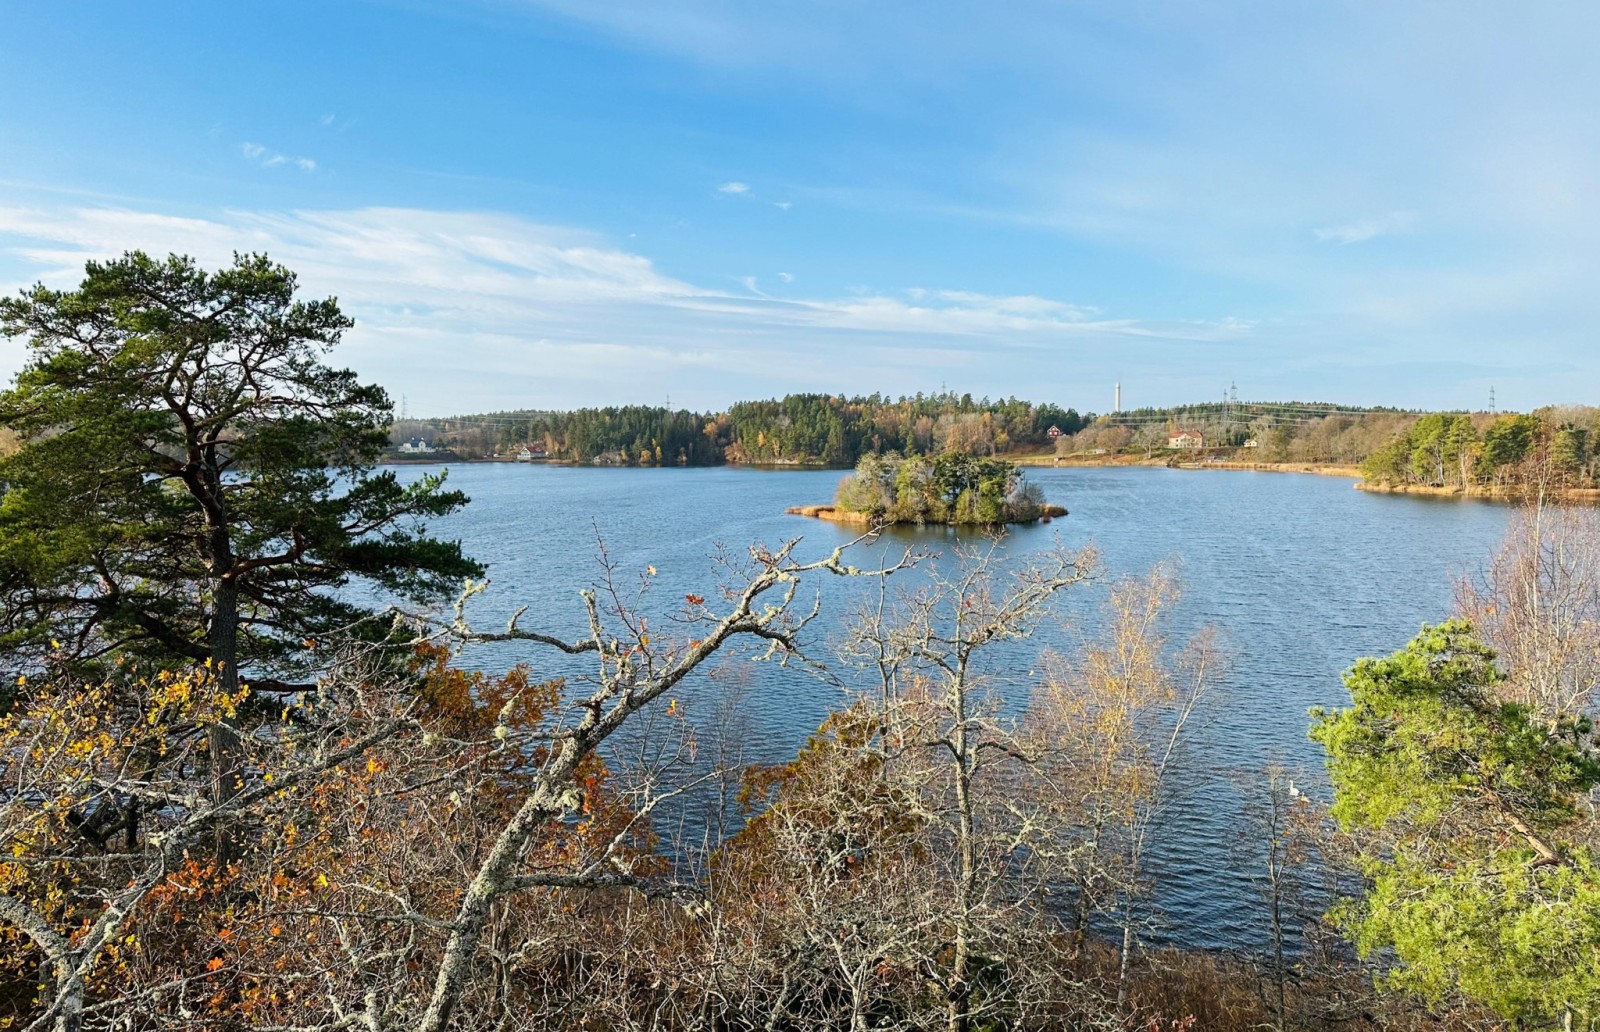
0 252 481 808
835 451 1052 524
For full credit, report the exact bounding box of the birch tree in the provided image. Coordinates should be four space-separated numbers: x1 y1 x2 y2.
1025 566 1216 1011
1456 501 1600 724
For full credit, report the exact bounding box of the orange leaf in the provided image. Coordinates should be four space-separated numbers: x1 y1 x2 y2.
207 957 225 972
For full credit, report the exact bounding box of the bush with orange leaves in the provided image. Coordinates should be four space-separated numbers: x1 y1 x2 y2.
0 648 656 1030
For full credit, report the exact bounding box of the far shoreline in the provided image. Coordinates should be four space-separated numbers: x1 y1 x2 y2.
1009 452 1363 478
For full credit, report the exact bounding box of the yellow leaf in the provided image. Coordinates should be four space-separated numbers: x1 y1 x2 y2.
647 565 657 576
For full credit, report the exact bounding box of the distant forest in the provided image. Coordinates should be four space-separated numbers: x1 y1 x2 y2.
396 393 1088 466
391 394 1600 486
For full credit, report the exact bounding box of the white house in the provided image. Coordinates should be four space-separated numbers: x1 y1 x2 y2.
398 437 434 454
1167 429 1204 449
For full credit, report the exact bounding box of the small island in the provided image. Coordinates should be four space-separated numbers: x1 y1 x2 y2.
789 452 1067 526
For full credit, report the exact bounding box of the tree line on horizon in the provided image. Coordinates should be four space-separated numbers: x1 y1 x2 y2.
387 396 1600 493
397 396 1432 468
393 393 1090 466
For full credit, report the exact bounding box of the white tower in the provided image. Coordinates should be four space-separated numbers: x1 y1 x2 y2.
1114 381 1121 413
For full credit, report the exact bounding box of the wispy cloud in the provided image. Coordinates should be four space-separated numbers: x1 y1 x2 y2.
240 142 317 172
1313 211 1417 245
716 181 750 195
0 204 1247 411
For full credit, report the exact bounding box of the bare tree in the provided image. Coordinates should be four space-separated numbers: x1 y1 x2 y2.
1456 501 1600 724
708 702 947 1031
835 541 1098 1032
416 537 915 1032
1235 763 1334 1031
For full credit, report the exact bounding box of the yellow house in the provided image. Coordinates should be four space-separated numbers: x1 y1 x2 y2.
1167 429 1204 449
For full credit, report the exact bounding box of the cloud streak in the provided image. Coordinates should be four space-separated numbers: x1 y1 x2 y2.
1313 212 1417 245
0 204 1247 412
241 142 317 172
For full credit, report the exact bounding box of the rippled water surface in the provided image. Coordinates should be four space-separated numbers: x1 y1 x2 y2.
392 462 1511 950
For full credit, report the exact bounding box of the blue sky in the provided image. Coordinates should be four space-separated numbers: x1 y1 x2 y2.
1 1 1596 415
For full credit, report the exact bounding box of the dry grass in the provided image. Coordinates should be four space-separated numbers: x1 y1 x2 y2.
785 503 1068 524
784 503 876 524
1047 942 1506 1032
1123 951 1276 1030
1357 480 1600 504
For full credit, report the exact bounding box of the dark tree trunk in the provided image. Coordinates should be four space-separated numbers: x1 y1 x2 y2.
206 574 245 858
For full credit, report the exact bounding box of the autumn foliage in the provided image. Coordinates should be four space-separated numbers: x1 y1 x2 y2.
0 646 658 1028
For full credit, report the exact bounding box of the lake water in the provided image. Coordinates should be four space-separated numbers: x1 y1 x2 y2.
389 462 1511 952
